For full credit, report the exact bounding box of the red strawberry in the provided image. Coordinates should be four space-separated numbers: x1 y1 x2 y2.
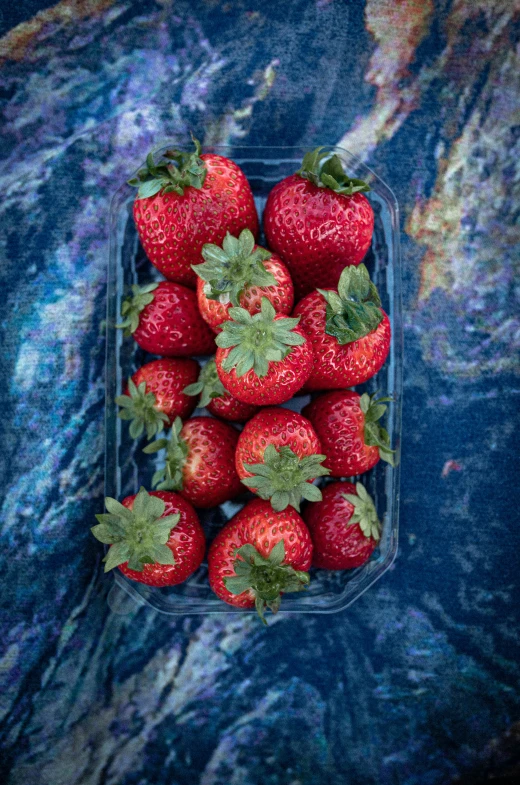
206 392 258 422
143 416 242 508
293 264 391 390
118 281 215 357
116 358 199 439
207 498 313 622
130 139 259 287
183 358 259 422
193 229 294 332
214 297 314 405
263 148 374 298
235 408 329 511
303 481 381 569
303 391 395 477
91 487 205 587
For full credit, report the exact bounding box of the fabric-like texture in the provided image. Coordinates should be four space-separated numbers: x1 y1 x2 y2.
1 1 519 783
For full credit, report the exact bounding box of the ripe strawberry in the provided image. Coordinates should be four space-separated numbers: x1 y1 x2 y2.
207 498 313 622
193 228 294 332
116 358 199 439
91 487 205 587
118 281 215 357
303 391 395 477
183 358 259 422
303 481 381 570
263 147 374 298
235 408 329 511
143 416 242 508
129 138 259 287
293 264 391 390
214 297 314 405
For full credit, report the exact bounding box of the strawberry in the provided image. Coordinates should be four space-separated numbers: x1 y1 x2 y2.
143 416 242 508
235 407 329 511
91 487 205 587
263 147 374 298
118 281 215 357
303 481 381 569
293 264 391 390
207 498 313 622
193 228 294 332
116 358 199 439
214 297 314 405
303 391 395 477
183 358 259 422
129 138 259 287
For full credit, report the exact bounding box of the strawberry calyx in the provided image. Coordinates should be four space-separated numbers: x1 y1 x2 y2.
342 482 382 541
143 417 189 491
193 229 275 306
117 283 158 336
224 541 310 624
116 377 169 440
128 136 207 199
317 264 383 344
183 358 226 408
297 147 370 195
215 297 305 378
242 444 329 512
91 487 180 572
360 393 396 466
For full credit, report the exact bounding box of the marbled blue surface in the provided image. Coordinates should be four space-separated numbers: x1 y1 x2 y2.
1 1 519 783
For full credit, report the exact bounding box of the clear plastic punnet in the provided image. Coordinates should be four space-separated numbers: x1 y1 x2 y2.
104 144 402 616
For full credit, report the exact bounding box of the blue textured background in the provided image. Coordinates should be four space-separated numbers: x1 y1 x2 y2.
1 1 519 783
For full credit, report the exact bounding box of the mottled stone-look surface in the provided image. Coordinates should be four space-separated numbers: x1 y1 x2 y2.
1 1 519 783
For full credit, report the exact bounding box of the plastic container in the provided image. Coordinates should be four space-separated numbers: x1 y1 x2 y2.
104 144 402 616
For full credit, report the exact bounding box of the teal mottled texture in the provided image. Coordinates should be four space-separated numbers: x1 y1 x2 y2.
0 1 519 784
